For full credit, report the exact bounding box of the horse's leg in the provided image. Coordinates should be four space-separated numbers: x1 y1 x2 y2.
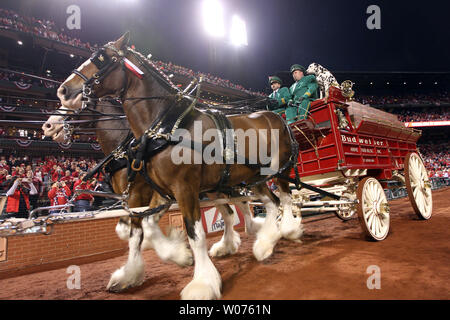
177 188 221 300
235 201 264 235
141 193 193 267
208 203 241 257
251 184 282 261
107 217 145 292
274 178 303 241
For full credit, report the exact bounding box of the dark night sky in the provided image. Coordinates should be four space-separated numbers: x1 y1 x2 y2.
2 0 450 91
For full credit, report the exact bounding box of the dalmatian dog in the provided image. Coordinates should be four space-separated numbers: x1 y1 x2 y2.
306 63 339 102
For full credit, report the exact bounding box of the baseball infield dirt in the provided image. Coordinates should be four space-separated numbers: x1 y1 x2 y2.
0 187 448 300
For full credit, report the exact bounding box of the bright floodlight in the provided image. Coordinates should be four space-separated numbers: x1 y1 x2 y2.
203 0 225 37
230 15 248 46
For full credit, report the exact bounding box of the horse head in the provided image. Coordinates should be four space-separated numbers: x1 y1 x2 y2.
42 32 131 142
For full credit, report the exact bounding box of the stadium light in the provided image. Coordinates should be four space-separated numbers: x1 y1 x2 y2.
203 0 225 38
230 15 248 46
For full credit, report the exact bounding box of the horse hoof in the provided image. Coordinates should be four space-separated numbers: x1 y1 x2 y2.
253 239 275 261
209 232 241 257
180 279 221 300
106 266 144 293
281 216 304 241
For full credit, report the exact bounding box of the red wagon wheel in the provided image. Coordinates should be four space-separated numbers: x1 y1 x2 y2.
404 152 433 220
356 177 390 241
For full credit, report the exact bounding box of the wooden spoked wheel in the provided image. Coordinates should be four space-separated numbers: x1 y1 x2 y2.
404 152 433 220
356 177 390 241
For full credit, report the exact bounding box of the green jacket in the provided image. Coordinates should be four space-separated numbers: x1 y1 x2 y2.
268 87 291 109
289 74 319 104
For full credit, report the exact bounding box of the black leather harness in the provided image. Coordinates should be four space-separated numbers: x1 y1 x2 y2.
71 44 302 216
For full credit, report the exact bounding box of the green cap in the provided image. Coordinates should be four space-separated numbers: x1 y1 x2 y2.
290 64 305 74
269 76 282 85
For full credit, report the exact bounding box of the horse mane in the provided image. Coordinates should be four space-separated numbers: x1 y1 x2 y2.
126 46 181 92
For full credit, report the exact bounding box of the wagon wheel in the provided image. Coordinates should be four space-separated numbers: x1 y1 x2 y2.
356 177 390 241
334 203 356 221
404 152 433 220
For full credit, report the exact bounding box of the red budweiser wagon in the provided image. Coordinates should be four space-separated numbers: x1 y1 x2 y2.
288 85 432 241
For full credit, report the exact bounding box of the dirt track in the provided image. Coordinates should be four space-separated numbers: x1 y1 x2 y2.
0 187 449 300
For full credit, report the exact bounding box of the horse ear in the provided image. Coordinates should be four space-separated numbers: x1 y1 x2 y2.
114 31 130 50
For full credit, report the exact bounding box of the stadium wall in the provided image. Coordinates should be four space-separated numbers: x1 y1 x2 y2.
0 205 247 279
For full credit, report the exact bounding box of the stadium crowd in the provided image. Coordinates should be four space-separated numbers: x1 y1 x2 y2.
419 143 450 178
0 155 106 219
0 9 265 97
0 8 98 50
154 60 266 97
393 109 450 122
357 92 450 106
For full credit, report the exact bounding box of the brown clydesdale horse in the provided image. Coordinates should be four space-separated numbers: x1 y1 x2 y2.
42 100 194 271
43 33 302 300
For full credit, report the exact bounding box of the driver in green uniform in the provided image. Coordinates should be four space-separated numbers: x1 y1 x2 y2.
287 64 319 123
267 76 291 116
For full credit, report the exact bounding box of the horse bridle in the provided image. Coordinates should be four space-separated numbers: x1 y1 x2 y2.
59 45 136 141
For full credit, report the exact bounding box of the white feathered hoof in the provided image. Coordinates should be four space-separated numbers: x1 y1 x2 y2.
106 264 144 293
165 228 194 267
180 279 221 300
281 216 304 241
253 237 276 261
209 231 241 257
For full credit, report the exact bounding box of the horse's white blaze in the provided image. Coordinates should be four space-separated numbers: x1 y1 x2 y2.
181 220 222 300
209 205 241 257
141 215 193 267
279 191 303 241
253 194 281 261
236 202 263 235
107 227 144 291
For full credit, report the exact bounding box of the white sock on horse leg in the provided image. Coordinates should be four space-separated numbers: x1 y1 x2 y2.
142 215 193 267
253 196 281 261
279 191 303 241
181 220 222 300
107 227 144 292
209 205 241 257
235 202 262 235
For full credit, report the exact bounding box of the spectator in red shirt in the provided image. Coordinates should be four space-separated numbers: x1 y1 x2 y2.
72 172 94 212
61 170 74 189
48 181 71 214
